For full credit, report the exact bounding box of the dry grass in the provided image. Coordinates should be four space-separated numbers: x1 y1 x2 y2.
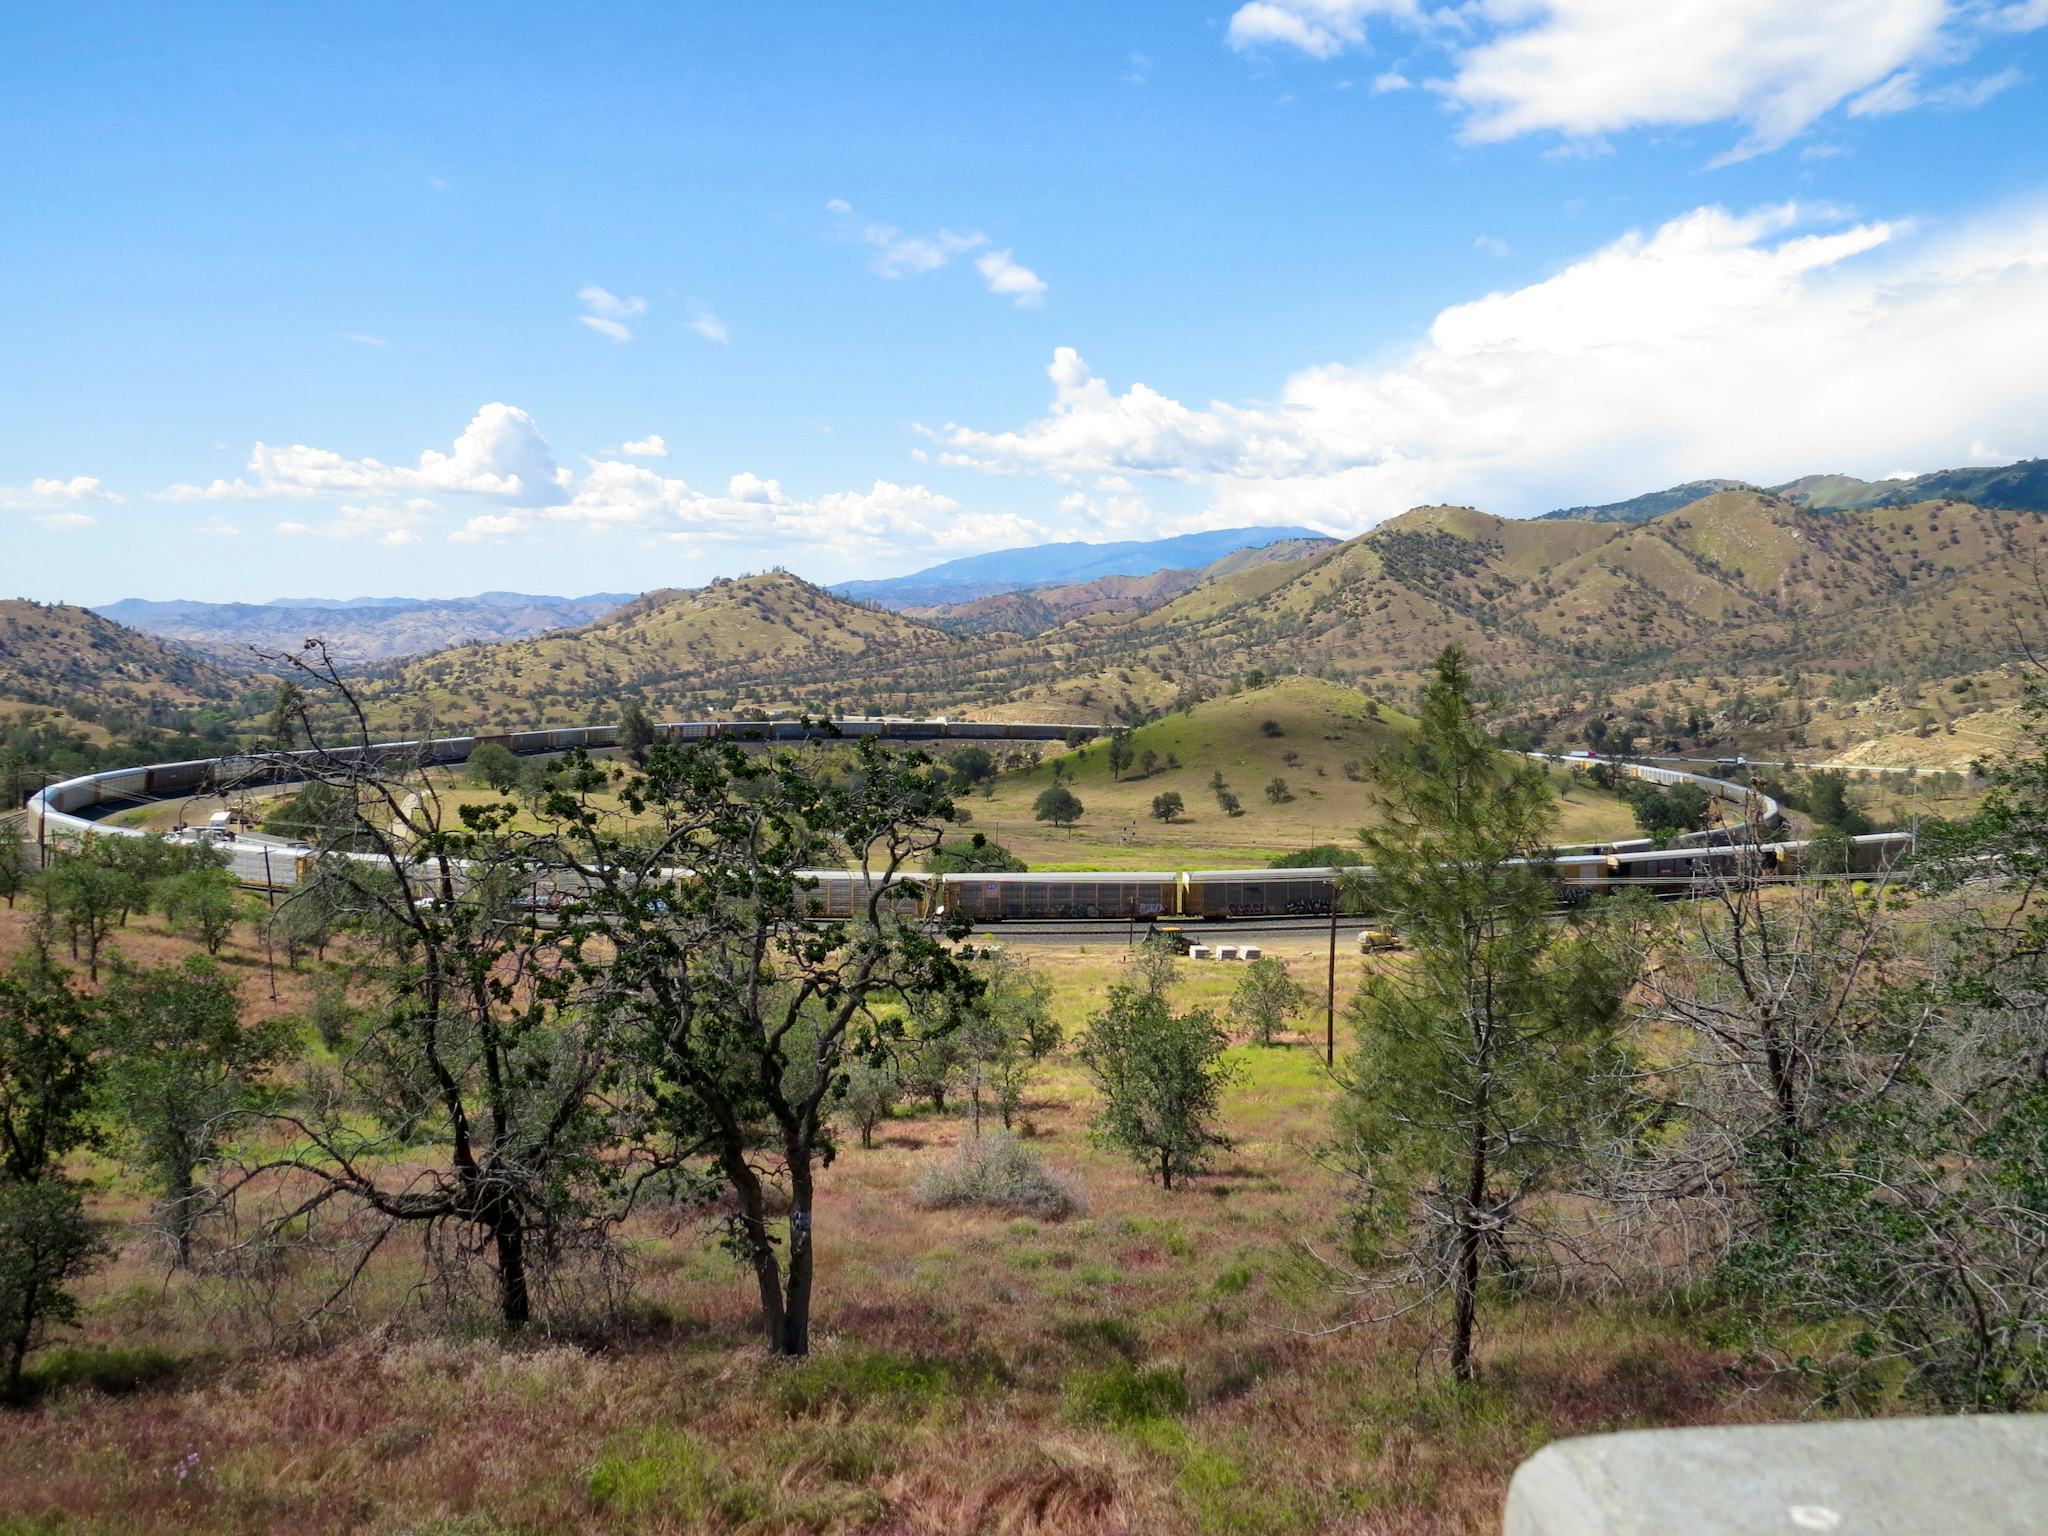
0 915 1803 1536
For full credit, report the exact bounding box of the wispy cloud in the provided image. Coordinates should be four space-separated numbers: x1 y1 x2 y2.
338 332 388 347
828 200 1049 303
690 311 731 345
577 284 647 341
976 250 1048 307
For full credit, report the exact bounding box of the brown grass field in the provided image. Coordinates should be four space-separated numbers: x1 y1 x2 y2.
0 903 1806 1536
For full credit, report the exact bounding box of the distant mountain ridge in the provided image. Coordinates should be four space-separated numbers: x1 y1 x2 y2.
97 591 636 667
828 526 1332 608
1542 459 2048 524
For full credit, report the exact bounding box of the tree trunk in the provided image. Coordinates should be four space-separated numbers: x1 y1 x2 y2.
491 1207 531 1328
1450 1120 1489 1383
726 1155 790 1353
1160 1149 1173 1190
5 1276 36 1399
170 1165 197 1268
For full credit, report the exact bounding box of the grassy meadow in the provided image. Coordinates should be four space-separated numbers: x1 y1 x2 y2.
963 678 1639 870
0 903 1806 1536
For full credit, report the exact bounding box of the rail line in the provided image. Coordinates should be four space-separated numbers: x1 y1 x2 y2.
18 716 1907 921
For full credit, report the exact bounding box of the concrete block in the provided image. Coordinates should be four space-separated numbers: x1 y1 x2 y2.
1504 1414 2048 1536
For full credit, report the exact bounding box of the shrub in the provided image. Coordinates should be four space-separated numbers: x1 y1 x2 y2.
914 1133 1083 1219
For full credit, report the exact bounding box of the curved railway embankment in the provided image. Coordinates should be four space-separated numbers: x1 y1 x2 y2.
20 718 1907 921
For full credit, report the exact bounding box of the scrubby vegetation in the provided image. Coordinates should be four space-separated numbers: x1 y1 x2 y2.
6 640 2048 1532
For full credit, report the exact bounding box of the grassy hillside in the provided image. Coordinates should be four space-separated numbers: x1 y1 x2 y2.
961 677 1637 869
378 571 956 728
312 488 2048 768
0 600 245 727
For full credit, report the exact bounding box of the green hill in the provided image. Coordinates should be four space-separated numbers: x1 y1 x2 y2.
959 676 1636 870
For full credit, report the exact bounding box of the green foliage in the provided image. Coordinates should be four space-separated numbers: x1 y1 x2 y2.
914 1132 1083 1218
463 740 520 792
1263 777 1292 804
1216 789 1242 818
0 1179 106 1401
0 950 101 1185
156 864 242 955
1077 955 1238 1190
1617 779 1712 838
617 696 656 764
0 836 25 909
38 848 135 980
836 1055 900 1150
947 745 995 787
100 957 293 1264
1108 730 1135 781
561 733 971 1356
1343 646 1640 1380
1270 843 1364 868
1151 791 1185 823
1229 957 1309 1046
1033 783 1083 831
927 830 1026 875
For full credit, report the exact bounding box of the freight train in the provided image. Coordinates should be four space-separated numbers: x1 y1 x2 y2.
23 717 1904 918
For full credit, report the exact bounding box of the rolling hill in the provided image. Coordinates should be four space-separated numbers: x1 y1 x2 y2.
0 600 247 730
379 571 957 728
347 488 2048 765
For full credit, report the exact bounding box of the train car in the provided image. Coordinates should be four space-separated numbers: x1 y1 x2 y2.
939 871 1177 922
1181 868 1341 919
796 869 932 920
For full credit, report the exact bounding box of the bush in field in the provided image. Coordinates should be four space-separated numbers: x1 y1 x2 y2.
838 1056 901 1150
1033 784 1084 832
156 865 242 955
914 1133 1083 1219
1229 956 1309 1045
465 740 520 792
1151 791 1184 823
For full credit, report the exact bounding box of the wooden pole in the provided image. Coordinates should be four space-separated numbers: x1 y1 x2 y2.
1326 892 1338 1068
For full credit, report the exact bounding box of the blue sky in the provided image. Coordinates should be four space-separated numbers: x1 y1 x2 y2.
5 1 2048 604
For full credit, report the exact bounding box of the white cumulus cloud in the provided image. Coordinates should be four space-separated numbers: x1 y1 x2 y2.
158 404 571 507
618 434 670 459
0 475 125 510
928 198 2048 535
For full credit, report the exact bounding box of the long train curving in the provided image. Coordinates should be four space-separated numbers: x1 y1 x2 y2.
23 719 1908 923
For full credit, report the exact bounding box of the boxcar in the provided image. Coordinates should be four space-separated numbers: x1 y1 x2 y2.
940 872 1177 922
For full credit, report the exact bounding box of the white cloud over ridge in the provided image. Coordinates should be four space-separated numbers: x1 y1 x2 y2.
159 404 573 507
1227 0 2042 159
930 199 2048 533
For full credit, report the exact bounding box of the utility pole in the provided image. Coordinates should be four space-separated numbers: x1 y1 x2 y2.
1326 886 1339 1068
